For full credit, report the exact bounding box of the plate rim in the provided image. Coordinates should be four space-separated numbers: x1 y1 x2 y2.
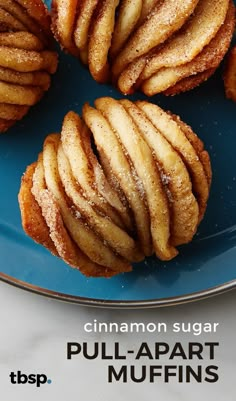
1 272 235 308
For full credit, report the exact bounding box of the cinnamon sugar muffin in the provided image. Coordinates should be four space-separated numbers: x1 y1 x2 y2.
0 0 58 132
19 98 212 277
51 0 235 96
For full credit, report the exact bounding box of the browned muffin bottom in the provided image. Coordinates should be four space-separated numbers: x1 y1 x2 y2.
224 46 236 102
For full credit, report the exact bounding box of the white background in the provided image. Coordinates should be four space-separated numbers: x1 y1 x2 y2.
0 281 235 401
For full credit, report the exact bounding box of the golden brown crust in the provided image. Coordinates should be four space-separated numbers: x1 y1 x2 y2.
15 0 52 44
82 102 153 257
141 0 231 80
121 99 199 246
112 0 200 79
0 67 51 90
19 99 212 277
169 112 212 221
163 68 216 96
51 0 234 95
0 117 15 131
94 97 178 259
51 0 80 56
224 46 236 102
0 103 29 119
109 0 142 60
18 149 116 278
0 32 44 51
31 154 118 277
42 133 133 271
0 0 58 133
170 114 212 187
18 162 58 256
141 0 235 95
88 0 119 83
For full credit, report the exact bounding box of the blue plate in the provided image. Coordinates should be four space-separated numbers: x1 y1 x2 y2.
0 2 236 307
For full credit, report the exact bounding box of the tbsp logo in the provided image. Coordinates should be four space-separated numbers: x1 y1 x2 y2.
10 370 52 387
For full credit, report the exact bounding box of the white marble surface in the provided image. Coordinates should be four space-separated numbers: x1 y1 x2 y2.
0 281 235 401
